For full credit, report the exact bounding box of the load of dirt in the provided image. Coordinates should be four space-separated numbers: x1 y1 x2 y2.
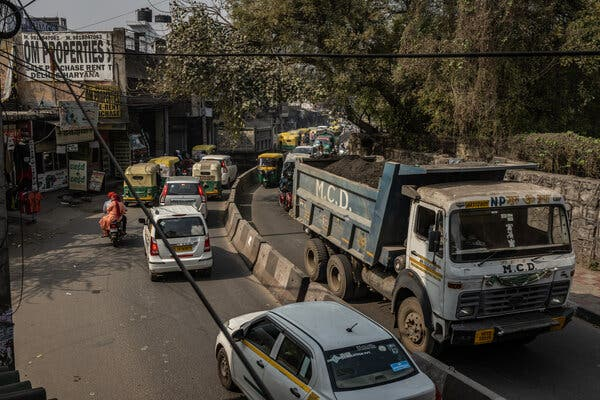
323 156 385 188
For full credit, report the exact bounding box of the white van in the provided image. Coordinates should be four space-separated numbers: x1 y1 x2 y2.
140 205 213 281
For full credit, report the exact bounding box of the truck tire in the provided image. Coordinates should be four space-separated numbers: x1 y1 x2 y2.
326 254 355 301
397 297 438 354
304 238 328 282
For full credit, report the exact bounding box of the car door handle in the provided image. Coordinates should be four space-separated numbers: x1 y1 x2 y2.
411 250 418 256
289 387 301 398
256 359 265 369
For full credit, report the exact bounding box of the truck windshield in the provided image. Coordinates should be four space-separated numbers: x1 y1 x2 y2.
450 205 571 262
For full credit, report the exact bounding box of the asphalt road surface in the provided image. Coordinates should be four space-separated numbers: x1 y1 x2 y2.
249 184 600 400
9 192 277 399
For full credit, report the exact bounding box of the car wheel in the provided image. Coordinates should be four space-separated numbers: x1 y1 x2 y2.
397 297 440 355
304 238 328 282
326 254 355 301
194 268 212 278
150 271 160 282
217 346 238 391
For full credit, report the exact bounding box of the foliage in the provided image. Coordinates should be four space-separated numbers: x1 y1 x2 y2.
508 132 600 178
151 0 600 156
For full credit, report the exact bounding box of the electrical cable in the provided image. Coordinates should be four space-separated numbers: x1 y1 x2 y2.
17 2 276 399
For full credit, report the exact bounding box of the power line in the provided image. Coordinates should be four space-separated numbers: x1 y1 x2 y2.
16 3 276 399
74 0 170 31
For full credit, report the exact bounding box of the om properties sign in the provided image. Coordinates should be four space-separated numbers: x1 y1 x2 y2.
21 32 113 81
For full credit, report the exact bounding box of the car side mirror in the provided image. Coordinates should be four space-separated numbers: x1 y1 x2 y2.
428 230 441 253
231 329 244 342
138 218 146 224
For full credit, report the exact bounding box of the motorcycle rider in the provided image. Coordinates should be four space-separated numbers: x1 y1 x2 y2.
99 192 127 237
103 192 127 234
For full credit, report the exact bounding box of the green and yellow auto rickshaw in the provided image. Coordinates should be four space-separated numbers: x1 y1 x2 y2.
278 131 300 152
193 160 223 199
122 163 161 206
257 153 284 188
149 156 181 186
192 144 216 161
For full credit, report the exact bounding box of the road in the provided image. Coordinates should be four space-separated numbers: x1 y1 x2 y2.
9 192 277 399
249 184 600 400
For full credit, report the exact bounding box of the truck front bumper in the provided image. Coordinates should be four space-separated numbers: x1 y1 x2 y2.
449 306 575 345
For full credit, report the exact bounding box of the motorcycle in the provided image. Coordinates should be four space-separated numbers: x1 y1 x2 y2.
109 219 125 247
278 190 293 212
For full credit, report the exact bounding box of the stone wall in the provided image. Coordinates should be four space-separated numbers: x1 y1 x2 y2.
506 170 600 269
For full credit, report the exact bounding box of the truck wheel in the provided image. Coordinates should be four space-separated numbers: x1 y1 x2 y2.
326 254 355 301
397 297 438 354
304 238 328 282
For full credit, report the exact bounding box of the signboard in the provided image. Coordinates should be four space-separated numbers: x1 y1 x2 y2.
59 101 99 131
21 32 113 81
84 85 122 118
57 128 95 145
37 169 68 192
69 160 87 191
28 139 38 192
88 170 105 192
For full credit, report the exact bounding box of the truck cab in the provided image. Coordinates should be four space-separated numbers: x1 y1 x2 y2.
397 181 574 352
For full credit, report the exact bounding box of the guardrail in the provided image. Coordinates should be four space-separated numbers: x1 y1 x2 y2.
225 167 506 400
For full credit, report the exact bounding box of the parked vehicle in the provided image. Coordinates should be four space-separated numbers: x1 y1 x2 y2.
122 163 161 206
257 153 283 188
140 205 213 281
292 159 575 354
159 176 207 219
192 144 217 161
215 301 435 400
291 145 315 159
193 160 223 200
278 130 300 152
202 155 238 188
149 156 181 186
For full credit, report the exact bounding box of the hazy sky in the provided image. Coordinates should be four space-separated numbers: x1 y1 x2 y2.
28 0 171 31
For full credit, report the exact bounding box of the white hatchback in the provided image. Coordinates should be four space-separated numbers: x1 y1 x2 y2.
215 301 435 400
201 155 238 188
140 205 213 281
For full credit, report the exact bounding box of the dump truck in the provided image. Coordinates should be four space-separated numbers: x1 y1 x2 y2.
292 159 575 354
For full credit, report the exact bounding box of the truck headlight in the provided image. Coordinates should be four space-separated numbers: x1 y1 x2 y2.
549 296 566 306
458 307 475 317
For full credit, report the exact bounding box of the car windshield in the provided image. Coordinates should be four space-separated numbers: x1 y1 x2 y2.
450 205 571 262
324 339 415 391
259 158 278 167
167 183 198 195
293 147 312 154
158 217 205 238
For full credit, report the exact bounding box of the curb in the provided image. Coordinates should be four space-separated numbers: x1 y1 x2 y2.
574 304 600 327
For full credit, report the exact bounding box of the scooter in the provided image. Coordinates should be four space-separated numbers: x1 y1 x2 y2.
109 220 125 247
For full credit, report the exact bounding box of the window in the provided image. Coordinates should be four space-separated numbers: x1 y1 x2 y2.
157 217 205 238
245 320 281 355
167 182 199 195
276 337 312 383
415 206 436 239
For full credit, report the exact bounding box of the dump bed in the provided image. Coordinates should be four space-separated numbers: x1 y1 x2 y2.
293 159 536 268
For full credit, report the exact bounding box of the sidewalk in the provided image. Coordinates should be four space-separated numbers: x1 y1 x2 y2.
570 266 600 327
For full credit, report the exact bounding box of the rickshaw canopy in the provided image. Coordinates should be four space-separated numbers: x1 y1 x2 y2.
149 156 181 168
192 144 217 152
124 163 160 187
258 152 284 159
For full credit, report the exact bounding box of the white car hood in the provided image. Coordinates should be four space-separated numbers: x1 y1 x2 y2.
333 372 435 400
226 311 267 331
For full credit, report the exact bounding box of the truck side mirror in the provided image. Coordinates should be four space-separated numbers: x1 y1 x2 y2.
231 329 244 342
428 230 441 253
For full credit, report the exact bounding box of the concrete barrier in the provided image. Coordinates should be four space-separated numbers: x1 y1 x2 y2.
231 219 264 266
234 167 257 204
253 243 310 304
411 352 506 400
225 202 242 240
303 282 345 303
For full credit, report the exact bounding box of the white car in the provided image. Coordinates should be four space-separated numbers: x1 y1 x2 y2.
201 155 238 188
159 176 207 219
292 146 315 159
215 301 435 400
140 205 213 281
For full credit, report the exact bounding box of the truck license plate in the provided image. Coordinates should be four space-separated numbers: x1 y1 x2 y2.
174 245 193 252
474 328 495 345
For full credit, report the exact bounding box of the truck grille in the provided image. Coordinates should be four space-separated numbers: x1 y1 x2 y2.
458 283 559 318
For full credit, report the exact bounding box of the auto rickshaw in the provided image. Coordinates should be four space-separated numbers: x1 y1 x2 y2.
257 153 284 188
192 160 223 199
192 144 216 161
149 156 181 186
122 163 161 206
278 131 300 152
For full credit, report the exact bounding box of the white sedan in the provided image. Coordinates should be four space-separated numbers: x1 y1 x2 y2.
215 301 435 400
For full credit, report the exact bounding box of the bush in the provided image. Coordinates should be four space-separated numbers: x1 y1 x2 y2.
508 132 600 179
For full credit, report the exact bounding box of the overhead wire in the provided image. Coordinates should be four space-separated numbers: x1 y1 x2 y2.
16 2 276 399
